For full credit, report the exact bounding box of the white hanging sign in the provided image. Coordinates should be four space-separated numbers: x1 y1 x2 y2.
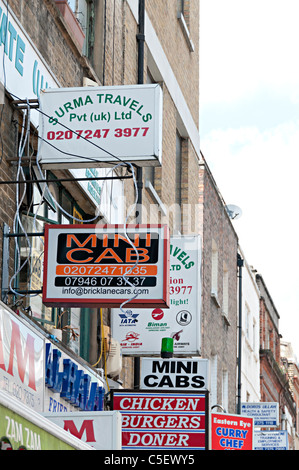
38 84 163 168
140 358 209 391
112 235 202 355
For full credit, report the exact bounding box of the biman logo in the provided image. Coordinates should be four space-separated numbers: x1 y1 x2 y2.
151 308 164 321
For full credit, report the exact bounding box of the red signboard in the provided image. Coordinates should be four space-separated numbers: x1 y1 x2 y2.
112 391 208 450
42 224 170 308
210 412 254 450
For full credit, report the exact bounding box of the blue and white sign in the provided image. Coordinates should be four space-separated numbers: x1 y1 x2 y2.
241 402 279 427
254 430 288 450
45 341 106 413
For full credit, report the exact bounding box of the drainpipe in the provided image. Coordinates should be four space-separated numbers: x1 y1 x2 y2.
134 0 145 390
136 0 145 214
236 253 244 414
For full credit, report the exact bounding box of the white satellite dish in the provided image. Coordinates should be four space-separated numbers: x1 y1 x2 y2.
225 204 242 220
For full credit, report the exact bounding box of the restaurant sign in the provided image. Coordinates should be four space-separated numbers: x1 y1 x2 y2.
112 390 208 450
210 413 254 450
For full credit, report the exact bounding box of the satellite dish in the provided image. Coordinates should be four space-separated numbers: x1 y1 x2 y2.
225 204 242 220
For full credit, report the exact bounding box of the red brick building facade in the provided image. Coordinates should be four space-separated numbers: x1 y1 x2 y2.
257 274 296 449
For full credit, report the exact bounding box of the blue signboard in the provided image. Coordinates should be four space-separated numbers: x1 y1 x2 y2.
241 402 279 427
254 431 288 450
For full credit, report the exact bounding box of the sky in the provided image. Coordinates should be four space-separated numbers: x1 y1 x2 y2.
199 0 299 359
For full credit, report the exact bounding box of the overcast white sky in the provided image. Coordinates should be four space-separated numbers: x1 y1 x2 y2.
199 0 299 358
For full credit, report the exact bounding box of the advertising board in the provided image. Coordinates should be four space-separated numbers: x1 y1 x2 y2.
140 357 209 391
44 341 106 413
42 411 122 449
241 402 279 427
0 0 59 123
112 390 208 450
38 84 163 168
0 391 92 450
112 235 201 355
0 302 44 411
254 430 288 450
210 412 254 450
42 224 170 308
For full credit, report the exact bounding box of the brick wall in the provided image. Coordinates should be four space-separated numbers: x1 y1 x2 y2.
146 0 199 126
1 0 201 391
198 160 239 412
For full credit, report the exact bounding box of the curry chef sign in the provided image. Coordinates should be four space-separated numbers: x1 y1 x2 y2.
38 84 163 168
42 224 170 308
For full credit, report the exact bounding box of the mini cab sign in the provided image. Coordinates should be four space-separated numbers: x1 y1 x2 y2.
42 224 170 308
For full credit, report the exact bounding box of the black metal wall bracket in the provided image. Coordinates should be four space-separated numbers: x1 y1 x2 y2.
1 223 44 301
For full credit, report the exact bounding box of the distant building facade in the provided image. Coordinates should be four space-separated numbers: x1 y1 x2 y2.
198 157 239 413
257 274 296 449
239 253 260 404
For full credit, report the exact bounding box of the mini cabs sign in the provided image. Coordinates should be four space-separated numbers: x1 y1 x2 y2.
42 224 170 308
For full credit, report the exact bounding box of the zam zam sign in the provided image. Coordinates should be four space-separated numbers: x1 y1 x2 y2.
38 84 163 168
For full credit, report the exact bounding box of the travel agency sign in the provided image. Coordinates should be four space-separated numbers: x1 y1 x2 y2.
38 84 163 167
112 235 201 355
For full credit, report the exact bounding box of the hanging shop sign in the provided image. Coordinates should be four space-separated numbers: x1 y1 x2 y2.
254 430 288 451
42 411 122 450
0 391 92 450
210 413 254 451
112 390 208 450
38 84 163 168
44 341 106 413
0 302 44 411
140 358 209 391
241 402 279 427
112 235 201 355
0 0 59 123
42 224 170 308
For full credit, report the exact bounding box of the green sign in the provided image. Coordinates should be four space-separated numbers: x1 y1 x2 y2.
0 404 75 450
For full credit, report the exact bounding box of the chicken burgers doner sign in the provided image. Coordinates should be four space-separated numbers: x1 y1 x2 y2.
112 390 208 450
42 224 170 308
